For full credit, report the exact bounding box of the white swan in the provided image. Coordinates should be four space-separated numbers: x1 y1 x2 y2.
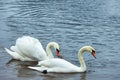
5 36 61 61
28 46 96 73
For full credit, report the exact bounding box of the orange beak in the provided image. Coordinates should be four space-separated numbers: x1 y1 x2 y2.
91 50 96 58
56 49 62 58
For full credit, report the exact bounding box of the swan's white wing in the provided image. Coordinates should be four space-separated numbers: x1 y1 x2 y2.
5 48 33 61
15 36 48 61
10 46 24 57
37 58 75 67
5 48 22 60
29 66 48 72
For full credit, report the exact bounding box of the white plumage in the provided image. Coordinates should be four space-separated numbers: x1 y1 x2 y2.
5 36 60 61
29 46 96 73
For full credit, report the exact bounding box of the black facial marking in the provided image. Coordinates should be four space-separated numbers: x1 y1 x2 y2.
92 50 95 53
56 49 60 52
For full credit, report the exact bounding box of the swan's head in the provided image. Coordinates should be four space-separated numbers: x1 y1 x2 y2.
80 46 96 58
47 42 62 58
53 42 62 58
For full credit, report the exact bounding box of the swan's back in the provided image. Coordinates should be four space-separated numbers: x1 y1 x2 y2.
15 36 48 61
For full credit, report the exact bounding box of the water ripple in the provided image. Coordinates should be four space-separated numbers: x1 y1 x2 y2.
1 0 120 80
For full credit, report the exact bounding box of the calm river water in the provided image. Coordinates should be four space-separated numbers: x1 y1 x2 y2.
0 0 120 80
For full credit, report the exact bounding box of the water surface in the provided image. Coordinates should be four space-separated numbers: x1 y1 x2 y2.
0 0 120 80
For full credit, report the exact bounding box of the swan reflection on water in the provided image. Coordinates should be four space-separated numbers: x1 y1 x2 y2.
6 59 86 80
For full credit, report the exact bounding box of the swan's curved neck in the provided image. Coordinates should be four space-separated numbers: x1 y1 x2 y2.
78 47 87 70
46 43 54 58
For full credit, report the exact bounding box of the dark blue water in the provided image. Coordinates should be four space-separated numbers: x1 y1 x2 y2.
0 0 120 80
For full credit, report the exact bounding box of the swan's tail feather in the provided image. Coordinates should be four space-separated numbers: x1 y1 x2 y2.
10 46 20 53
10 46 16 51
28 66 47 72
4 48 20 60
5 48 13 55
